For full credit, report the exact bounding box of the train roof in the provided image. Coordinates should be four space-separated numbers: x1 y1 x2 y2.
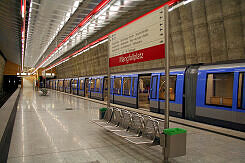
199 63 245 70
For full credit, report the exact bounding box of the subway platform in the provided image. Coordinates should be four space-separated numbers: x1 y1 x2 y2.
7 88 245 163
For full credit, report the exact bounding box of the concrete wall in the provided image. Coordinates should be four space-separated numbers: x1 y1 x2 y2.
56 0 245 79
0 54 6 90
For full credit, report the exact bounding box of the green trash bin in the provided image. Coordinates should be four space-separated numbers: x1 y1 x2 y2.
99 108 107 119
160 128 187 158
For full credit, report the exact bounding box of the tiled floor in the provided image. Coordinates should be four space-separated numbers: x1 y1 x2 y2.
8 88 245 163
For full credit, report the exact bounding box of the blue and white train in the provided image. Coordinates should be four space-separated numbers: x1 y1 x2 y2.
46 63 245 131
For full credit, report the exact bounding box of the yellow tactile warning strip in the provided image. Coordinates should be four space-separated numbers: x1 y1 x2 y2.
52 89 245 140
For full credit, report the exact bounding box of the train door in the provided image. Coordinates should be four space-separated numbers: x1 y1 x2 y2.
103 77 108 101
138 74 151 110
85 78 89 97
79 79 85 96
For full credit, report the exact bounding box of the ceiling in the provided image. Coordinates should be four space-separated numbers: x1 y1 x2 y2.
24 0 86 67
0 0 22 64
0 0 180 69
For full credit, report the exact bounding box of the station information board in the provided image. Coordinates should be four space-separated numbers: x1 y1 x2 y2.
109 5 167 67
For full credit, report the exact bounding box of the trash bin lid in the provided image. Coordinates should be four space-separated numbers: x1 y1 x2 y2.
99 108 107 111
163 128 187 135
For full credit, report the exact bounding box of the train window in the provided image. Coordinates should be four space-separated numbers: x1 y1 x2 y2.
206 73 234 107
80 80 84 90
114 77 122 95
100 78 103 91
123 77 131 96
90 79 95 91
132 77 137 97
73 80 77 89
238 73 245 109
95 79 100 92
159 76 176 101
151 76 158 99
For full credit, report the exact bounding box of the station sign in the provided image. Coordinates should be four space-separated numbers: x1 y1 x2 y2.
109 5 167 67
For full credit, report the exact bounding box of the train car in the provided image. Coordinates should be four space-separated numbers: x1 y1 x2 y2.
84 78 90 97
57 63 245 131
111 74 138 108
195 63 245 131
52 80 56 90
89 76 104 101
55 79 59 90
78 77 85 96
49 80 52 89
149 68 185 117
64 79 68 93
57 79 64 92
72 78 79 95
46 80 49 88
57 80 60 91
64 78 73 93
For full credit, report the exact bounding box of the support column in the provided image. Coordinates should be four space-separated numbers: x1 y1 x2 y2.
164 5 170 163
107 40 110 108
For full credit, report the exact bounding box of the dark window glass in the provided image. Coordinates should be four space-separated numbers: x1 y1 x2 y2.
132 77 136 97
90 79 95 91
80 79 84 90
100 78 103 92
60 81 62 88
159 76 176 101
238 73 245 109
151 76 158 99
104 78 108 90
73 80 77 89
206 73 234 107
123 77 131 96
113 77 122 95
64 81 67 88
95 79 100 92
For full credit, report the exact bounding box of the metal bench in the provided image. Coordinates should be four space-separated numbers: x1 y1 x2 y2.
155 118 165 139
113 110 139 137
104 108 125 131
93 107 165 146
93 107 114 127
125 116 158 145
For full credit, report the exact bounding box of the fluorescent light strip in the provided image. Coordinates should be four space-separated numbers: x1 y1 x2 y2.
21 0 26 71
